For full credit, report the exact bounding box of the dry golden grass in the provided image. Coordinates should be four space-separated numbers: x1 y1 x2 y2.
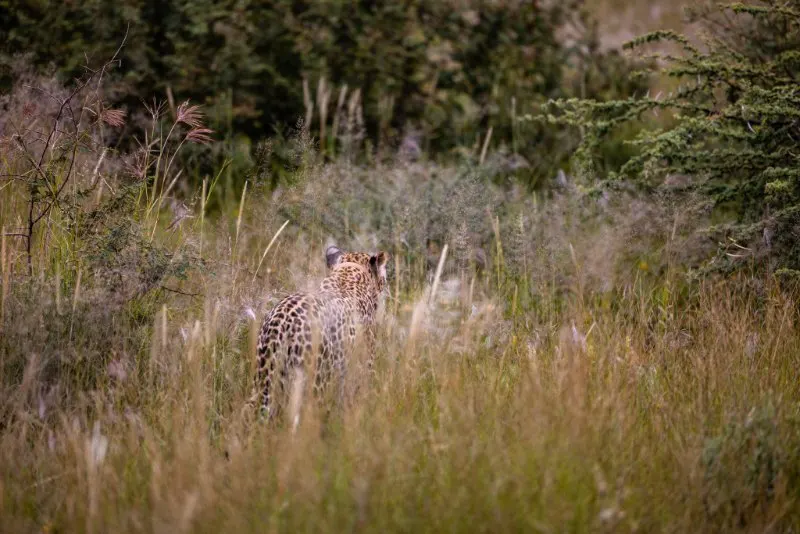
3 168 800 533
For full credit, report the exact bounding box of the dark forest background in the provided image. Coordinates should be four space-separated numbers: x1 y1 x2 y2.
1 0 642 186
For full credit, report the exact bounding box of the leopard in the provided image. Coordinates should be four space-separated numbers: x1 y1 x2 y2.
252 245 390 420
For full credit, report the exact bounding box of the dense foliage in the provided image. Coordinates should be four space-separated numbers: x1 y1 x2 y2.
546 1 800 273
1 0 641 183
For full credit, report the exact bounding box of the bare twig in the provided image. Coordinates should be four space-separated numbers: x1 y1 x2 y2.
159 285 202 299
33 29 129 225
22 28 129 276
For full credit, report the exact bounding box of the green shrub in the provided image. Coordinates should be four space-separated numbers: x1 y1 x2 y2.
545 1 800 273
702 402 800 529
1 0 642 185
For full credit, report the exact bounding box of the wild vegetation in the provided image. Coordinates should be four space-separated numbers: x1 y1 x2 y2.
1 0 643 186
547 1 800 274
1 1 800 533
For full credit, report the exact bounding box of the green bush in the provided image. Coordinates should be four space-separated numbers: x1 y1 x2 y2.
1 0 642 185
545 1 800 273
702 402 800 529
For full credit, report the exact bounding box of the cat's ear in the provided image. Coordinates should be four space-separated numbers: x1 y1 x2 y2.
369 251 390 278
375 251 389 268
326 246 343 269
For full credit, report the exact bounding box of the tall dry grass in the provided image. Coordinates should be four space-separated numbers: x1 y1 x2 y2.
1 74 800 534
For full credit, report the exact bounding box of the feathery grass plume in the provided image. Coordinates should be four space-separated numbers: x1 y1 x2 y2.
144 97 167 123
123 145 150 181
176 100 205 129
100 108 126 128
186 128 214 145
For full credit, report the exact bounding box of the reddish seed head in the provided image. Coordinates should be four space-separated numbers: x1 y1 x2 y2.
176 100 205 129
101 108 126 128
186 127 214 145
